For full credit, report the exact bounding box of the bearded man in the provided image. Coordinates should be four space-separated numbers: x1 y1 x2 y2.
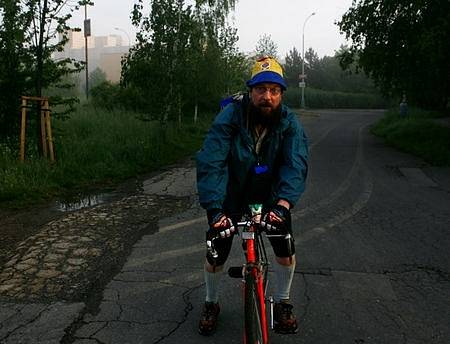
196 56 309 336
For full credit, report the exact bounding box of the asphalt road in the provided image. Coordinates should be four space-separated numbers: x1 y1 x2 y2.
1 109 449 344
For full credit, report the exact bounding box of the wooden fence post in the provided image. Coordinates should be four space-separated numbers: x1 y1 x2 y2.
40 99 48 158
43 100 55 162
19 98 27 162
19 96 55 162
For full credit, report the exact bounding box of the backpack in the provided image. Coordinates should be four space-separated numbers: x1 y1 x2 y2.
220 92 246 109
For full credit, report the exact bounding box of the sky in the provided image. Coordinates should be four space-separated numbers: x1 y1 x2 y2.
69 0 354 58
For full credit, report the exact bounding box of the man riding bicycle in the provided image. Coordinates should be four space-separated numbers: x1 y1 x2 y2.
196 56 309 336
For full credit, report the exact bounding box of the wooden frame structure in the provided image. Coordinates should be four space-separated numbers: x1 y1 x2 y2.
19 96 55 162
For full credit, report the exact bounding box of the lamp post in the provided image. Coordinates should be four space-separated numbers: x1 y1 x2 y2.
83 4 92 99
301 12 316 109
114 27 131 47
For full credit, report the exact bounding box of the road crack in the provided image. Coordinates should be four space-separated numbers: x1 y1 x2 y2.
152 283 203 344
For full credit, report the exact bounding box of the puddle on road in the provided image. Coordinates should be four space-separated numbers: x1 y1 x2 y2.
54 192 116 212
52 166 193 212
53 176 143 212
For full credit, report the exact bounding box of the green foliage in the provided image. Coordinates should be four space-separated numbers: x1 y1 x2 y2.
283 87 386 109
372 109 450 166
283 46 378 94
0 1 29 139
0 105 210 206
283 47 302 88
282 45 384 108
120 0 246 122
90 82 122 109
89 67 107 89
89 81 149 115
255 34 278 59
0 0 89 140
338 0 450 109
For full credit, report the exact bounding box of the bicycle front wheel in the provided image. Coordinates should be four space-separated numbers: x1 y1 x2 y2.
244 270 268 344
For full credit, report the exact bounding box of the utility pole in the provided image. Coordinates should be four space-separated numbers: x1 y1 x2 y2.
84 4 91 99
301 12 316 109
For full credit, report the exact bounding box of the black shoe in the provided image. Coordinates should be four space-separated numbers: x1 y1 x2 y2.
198 302 220 336
273 302 298 334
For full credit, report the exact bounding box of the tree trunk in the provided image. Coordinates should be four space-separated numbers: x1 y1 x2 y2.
35 0 48 98
194 103 198 123
163 0 183 123
35 0 48 156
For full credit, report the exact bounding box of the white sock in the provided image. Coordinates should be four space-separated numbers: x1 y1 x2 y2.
204 269 221 303
273 260 296 302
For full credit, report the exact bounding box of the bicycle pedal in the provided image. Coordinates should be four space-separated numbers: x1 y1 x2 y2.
228 266 244 278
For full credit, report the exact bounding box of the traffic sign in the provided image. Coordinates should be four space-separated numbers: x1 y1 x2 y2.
299 81 306 88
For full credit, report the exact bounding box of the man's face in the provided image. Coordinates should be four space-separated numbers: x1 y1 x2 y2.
250 83 282 116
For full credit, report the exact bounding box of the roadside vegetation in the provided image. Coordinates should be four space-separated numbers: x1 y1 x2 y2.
283 87 386 109
1 0 449 207
0 105 210 206
339 1 450 167
371 108 450 166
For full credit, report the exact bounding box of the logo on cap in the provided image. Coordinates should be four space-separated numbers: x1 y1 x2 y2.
261 61 270 70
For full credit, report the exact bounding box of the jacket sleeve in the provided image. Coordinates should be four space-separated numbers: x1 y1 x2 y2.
196 106 236 211
275 115 309 207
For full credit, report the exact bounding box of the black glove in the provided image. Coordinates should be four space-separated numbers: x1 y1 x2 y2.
261 204 290 233
207 208 235 238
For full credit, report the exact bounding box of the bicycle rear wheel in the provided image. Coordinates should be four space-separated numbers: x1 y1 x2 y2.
244 270 267 344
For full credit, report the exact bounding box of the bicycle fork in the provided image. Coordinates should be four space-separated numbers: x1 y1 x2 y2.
229 266 271 343
228 267 274 322
255 270 269 343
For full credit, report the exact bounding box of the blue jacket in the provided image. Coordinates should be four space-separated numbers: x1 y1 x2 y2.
196 97 308 214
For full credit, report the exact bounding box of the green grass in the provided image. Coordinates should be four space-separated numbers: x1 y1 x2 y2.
371 108 450 166
0 105 210 207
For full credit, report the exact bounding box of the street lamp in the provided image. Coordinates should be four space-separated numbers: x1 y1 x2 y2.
84 4 91 99
301 12 316 109
114 27 131 47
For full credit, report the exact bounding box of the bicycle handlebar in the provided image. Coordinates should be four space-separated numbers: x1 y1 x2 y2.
206 218 291 259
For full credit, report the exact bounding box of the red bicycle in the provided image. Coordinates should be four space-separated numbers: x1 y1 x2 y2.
207 204 291 344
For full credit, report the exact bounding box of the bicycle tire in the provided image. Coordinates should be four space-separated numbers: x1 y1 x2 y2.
244 270 266 344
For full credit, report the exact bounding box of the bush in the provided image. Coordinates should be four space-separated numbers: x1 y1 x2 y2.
372 108 450 166
0 105 210 206
89 81 122 109
283 87 387 109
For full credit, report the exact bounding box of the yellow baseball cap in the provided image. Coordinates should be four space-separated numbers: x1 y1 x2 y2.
247 56 287 90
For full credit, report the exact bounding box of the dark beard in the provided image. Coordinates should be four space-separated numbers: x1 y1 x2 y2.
247 101 282 129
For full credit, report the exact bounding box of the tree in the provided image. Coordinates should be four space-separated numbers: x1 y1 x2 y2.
89 67 107 89
0 0 89 141
122 0 244 122
255 34 278 59
283 45 377 94
338 0 450 109
123 0 196 122
283 47 302 88
0 1 28 140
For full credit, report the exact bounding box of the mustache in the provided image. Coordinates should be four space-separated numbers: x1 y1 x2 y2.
247 102 282 127
255 100 276 110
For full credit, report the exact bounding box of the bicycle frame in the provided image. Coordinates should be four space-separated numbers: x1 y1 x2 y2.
207 205 290 343
240 217 270 344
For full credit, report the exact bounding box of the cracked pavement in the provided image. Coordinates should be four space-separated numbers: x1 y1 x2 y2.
1 109 450 343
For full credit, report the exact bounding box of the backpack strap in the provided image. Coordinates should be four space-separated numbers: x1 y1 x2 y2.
220 92 245 109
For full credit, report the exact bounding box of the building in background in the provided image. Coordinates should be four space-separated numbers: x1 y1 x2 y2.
54 29 128 83
99 53 124 83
